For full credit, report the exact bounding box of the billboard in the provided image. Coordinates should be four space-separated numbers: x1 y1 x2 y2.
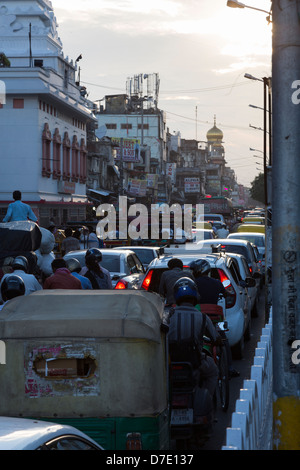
112 138 141 162
184 177 200 193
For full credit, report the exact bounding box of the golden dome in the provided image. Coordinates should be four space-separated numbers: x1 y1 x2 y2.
206 115 223 142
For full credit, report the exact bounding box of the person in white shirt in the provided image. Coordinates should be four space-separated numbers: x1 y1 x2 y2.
0 256 42 302
216 224 229 238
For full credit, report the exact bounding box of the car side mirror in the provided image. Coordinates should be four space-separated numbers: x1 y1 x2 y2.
245 277 256 287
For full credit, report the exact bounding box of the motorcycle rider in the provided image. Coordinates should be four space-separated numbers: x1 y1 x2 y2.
167 277 219 398
190 259 226 304
0 255 42 301
190 258 239 378
65 258 92 290
0 274 26 310
159 258 195 307
80 248 113 289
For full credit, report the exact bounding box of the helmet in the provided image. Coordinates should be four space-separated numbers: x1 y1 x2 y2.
2 257 14 267
1 274 25 301
190 259 211 277
86 248 102 262
65 258 81 273
12 256 28 272
173 277 199 306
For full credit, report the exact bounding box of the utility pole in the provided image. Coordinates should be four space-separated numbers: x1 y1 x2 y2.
272 0 300 450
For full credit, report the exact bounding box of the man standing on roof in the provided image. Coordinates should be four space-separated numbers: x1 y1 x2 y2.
159 258 195 306
3 191 37 223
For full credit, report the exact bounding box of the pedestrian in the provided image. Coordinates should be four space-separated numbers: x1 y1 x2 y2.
85 226 99 248
65 258 92 290
0 255 42 301
159 258 195 307
3 190 38 223
43 258 82 290
216 224 229 238
84 254 112 289
80 248 112 289
61 227 80 256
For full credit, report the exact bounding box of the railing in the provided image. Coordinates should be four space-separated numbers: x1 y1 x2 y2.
222 309 273 450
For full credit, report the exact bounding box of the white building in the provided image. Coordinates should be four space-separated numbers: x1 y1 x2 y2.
0 0 96 227
95 93 167 202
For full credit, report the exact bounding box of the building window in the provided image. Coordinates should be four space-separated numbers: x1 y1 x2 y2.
42 123 52 178
63 132 71 181
79 138 87 184
106 123 117 129
121 123 132 130
138 123 149 130
13 98 24 109
52 128 62 180
71 135 80 182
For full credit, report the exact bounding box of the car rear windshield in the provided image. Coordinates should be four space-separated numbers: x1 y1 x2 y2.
131 249 155 264
204 215 222 221
101 254 121 272
221 245 251 263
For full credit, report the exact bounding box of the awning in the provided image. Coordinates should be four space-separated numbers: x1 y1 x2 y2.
88 188 112 197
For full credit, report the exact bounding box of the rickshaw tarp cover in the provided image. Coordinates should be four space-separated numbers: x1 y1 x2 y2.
0 290 165 343
0 221 41 255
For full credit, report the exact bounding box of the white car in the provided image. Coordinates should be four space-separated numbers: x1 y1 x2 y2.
0 417 103 450
64 249 145 289
196 238 260 283
227 252 259 319
141 251 250 358
227 232 265 276
113 245 162 270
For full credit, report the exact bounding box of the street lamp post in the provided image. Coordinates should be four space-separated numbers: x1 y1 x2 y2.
226 0 271 18
245 73 272 207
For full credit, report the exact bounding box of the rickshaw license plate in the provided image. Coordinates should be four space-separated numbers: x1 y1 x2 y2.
171 409 193 425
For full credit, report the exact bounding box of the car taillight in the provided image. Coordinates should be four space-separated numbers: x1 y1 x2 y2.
115 279 128 289
249 266 253 273
218 269 236 308
141 270 153 290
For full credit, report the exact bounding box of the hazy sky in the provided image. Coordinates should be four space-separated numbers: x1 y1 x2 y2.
51 0 272 187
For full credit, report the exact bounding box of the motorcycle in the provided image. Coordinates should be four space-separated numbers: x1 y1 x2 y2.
169 341 214 448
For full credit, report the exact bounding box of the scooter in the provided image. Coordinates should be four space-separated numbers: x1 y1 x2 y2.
169 359 214 449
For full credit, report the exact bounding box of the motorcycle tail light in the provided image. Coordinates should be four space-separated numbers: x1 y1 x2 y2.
172 393 191 407
141 269 153 290
115 279 128 289
194 415 208 424
126 432 142 450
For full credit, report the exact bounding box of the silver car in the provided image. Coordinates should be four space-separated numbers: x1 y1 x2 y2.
0 417 103 450
64 249 145 289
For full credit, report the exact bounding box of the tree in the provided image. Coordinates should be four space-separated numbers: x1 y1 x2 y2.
249 172 265 204
0 53 10 67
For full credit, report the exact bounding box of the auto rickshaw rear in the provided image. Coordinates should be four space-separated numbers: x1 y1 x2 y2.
0 290 169 450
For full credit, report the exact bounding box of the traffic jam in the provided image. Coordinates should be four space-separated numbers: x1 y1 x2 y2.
0 204 266 451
